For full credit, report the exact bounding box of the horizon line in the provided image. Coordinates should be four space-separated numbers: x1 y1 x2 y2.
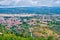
0 5 60 8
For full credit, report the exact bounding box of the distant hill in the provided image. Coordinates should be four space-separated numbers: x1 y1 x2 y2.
0 6 60 14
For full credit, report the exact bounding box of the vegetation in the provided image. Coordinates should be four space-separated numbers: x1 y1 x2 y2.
0 33 54 40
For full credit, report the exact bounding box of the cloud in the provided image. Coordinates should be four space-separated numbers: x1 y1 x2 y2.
0 0 60 7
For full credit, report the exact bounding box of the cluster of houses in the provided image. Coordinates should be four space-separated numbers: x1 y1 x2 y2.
0 17 22 27
39 14 60 24
0 14 60 28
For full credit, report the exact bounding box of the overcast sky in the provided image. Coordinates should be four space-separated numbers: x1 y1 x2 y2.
0 0 60 7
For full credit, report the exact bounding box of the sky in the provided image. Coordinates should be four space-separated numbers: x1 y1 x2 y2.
0 0 60 7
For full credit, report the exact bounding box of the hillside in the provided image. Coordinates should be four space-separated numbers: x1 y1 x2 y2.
31 23 60 40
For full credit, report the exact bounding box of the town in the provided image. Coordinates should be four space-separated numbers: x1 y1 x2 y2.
0 14 60 27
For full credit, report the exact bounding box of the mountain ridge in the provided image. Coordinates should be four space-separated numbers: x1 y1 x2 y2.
0 6 60 14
